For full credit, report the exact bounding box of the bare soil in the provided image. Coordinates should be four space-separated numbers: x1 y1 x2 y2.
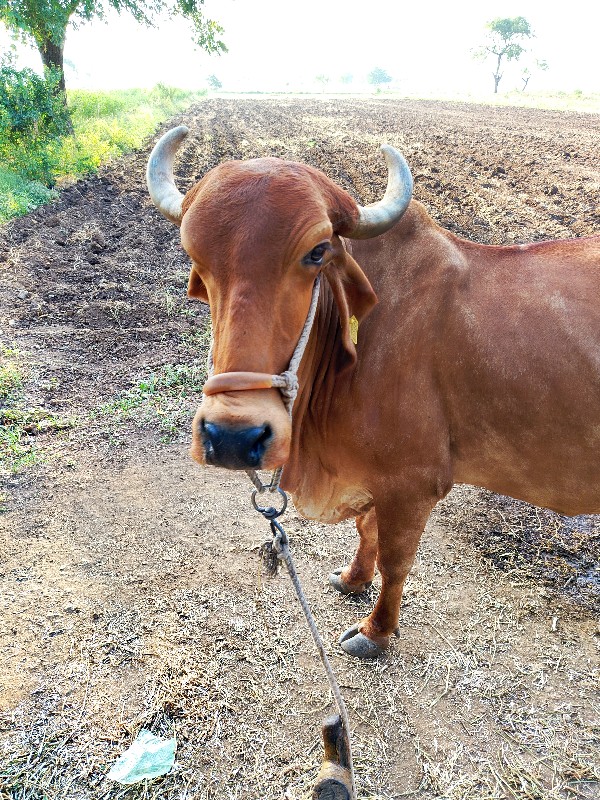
1 98 599 800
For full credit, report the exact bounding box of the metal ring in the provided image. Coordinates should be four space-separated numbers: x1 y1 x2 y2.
251 487 288 519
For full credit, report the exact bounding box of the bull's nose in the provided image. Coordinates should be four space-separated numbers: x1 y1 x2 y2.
200 420 273 469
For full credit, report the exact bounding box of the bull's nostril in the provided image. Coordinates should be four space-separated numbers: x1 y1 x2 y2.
200 420 219 464
247 424 273 468
258 424 272 445
204 440 216 463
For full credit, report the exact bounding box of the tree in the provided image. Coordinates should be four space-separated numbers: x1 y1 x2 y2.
0 0 226 108
315 74 330 92
475 17 533 93
207 73 222 90
340 73 353 85
367 67 392 88
521 58 548 91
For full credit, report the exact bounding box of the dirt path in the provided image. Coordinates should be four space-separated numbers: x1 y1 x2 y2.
1 98 599 799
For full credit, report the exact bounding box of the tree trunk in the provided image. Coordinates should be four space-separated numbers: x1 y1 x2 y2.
37 34 73 132
39 38 66 92
493 53 503 93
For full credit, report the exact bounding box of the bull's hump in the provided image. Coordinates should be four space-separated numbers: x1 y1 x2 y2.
226 157 298 175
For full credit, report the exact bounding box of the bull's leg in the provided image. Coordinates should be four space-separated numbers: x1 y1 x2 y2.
329 508 378 594
339 497 432 658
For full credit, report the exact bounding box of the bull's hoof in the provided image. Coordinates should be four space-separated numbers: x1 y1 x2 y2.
338 623 387 658
328 568 372 595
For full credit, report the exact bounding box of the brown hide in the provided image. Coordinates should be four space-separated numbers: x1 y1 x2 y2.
179 158 600 656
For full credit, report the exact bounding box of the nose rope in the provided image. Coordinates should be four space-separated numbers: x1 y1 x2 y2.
204 274 322 493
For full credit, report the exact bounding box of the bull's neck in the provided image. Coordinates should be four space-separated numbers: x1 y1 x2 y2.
281 276 346 491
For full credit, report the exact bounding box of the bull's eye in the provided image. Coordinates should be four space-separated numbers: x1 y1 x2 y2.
302 241 332 267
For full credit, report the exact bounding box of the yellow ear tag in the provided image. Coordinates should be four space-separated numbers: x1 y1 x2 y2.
349 315 359 346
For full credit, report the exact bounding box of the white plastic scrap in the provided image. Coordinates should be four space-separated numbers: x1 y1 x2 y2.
107 729 177 784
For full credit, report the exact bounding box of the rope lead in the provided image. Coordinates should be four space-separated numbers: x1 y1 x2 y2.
255 495 357 800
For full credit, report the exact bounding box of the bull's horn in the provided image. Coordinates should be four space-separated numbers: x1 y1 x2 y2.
348 145 413 239
146 125 189 224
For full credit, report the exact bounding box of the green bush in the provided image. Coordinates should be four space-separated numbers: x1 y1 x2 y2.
0 64 70 185
0 167 56 223
150 83 191 104
68 88 146 119
0 83 206 221
55 106 166 179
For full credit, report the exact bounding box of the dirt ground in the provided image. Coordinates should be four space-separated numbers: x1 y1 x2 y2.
1 98 599 799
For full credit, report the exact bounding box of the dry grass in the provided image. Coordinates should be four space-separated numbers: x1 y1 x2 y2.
2 478 599 800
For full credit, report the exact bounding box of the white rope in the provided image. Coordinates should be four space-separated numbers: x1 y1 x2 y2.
250 274 320 491
270 273 321 416
205 274 320 417
204 275 321 493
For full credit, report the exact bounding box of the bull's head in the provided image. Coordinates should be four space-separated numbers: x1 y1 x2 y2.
147 126 413 472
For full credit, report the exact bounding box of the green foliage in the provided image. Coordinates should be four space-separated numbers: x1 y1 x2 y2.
68 88 142 119
174 9 226 55
150 83 193 104
521 58 548 91
368 67 392 86
0 0 72 50
207 73 222 90
0 0 227 51
58 87 204 178
487 16 532 46
0 167 56 222
0 61 70 184
0 84 205 220
0 62 67 139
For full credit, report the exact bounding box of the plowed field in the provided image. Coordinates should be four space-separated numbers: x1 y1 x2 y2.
1 98 599 800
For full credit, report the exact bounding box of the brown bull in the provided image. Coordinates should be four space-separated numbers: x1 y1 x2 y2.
147 126 600 658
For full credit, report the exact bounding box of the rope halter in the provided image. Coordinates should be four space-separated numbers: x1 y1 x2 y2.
202 274 322 491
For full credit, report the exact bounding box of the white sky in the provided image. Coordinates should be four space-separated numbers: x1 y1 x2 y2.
2 0 599 94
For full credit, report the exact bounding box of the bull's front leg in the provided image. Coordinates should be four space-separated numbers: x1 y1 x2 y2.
329 507 378 594
338 495 433 658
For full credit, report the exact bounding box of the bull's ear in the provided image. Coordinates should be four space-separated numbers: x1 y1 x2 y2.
324 237 378 373
187 265 209 302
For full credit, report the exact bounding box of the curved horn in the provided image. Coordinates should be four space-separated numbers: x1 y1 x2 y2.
146 125 189 224
348 145 413 239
